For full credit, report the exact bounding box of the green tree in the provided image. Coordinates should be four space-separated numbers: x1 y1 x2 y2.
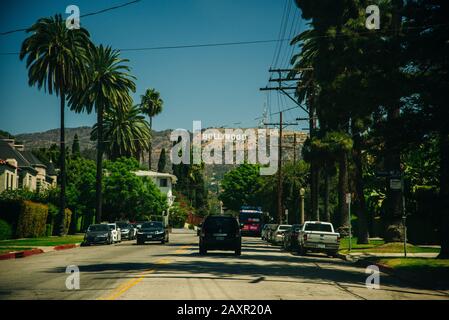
69 45 136 224
103 157 167 221
91 104 150 160
140 88 163 170
20 14 92 235
158 148 167 173
72 134 81 157
219 164 264 212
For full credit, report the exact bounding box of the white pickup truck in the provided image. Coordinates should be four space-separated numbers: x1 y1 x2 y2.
297 221 340 257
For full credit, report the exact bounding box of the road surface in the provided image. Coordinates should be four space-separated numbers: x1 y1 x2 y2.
0 229 447 300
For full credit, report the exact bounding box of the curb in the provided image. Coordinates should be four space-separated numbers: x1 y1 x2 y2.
53 244 79 251
0 248 44 260
0 243 80 261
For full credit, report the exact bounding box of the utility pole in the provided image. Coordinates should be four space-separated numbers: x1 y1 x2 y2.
260 68 312 223
293 133 297 163
278 112 283 224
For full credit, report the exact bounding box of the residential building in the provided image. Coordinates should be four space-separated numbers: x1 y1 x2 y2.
134 170 177 207
0 139 57 193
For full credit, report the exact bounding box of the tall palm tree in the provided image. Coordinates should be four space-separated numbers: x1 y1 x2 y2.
69 45 136 223
91 104 151 160
140 88 163 170
20 14 92 235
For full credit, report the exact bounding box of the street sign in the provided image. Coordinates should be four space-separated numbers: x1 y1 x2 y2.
345 193 351 204
390 178 402 190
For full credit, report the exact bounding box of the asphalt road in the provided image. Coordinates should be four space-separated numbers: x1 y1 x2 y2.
0 229 447 300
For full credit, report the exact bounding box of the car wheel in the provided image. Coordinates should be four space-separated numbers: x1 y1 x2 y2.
298 245 306 256
199 246 207 255
161 240 165 244
327 250 338 258
235 248 241 256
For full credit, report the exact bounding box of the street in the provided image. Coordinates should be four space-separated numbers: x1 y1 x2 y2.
0 229 447 300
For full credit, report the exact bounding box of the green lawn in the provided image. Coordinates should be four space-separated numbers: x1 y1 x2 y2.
0 235 84 247
339 237 440 254
0 247 35 254
372 257 449 287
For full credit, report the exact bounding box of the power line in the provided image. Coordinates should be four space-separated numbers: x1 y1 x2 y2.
0 0 142 36
0 38 294 56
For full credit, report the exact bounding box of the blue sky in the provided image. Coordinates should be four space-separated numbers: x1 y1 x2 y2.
0 0 308 135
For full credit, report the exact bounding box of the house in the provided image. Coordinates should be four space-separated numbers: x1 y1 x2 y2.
0 139 57 193
134 170 177 207
0 158 18 192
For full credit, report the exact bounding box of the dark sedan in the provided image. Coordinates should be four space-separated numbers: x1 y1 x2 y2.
83 224 112 245
136 221 169 245
282 224 302 251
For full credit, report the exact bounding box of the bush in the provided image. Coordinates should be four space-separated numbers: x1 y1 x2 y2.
45 224 53 237
0 219 12 240
64 208 72 235
16 201 48 238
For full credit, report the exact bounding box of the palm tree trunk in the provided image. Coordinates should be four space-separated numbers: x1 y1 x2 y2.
353 133 369 244
57 85 66 236
438 128 449 258
337 151 349 235
148 116 153 170
95 102 104 224
384 107 404 242
323 163 331 222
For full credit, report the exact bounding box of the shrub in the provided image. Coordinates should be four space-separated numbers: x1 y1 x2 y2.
45 224 53 237
64 208 72 235
0 219 12 240
16 201 48 238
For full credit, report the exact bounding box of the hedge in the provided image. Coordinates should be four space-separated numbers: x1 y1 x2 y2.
0 219 12 240
15 200 48 238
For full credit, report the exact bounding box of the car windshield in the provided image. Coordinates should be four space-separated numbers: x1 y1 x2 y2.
88 225 109 232
279 225 291 230
142 222 163 229
304 223 333 232
204 217 238 233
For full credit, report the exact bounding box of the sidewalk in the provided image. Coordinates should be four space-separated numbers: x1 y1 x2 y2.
341 251 438 261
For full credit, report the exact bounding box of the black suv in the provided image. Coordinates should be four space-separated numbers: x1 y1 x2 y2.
199 215 242 255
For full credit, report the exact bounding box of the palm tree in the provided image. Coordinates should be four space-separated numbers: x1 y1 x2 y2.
140 88 163 170
91 104 151 160
20 14 92 235
69 45 136 223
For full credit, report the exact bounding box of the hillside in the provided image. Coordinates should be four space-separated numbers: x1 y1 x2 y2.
9 126 307 176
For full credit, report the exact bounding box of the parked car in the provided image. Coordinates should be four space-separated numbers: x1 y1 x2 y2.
261 224 271 240
297 221 340 257
199 215 242 255
271 224 292 245
84 224 112 245
116 222 135 240
282 224 302 251
266 224 278 243
136 221 169 244
107 223 122 243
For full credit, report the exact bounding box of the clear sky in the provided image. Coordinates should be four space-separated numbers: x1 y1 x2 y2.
0 0 307 135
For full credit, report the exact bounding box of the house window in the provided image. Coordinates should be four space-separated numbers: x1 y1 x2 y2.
36 178 41 193
159 178 168 187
